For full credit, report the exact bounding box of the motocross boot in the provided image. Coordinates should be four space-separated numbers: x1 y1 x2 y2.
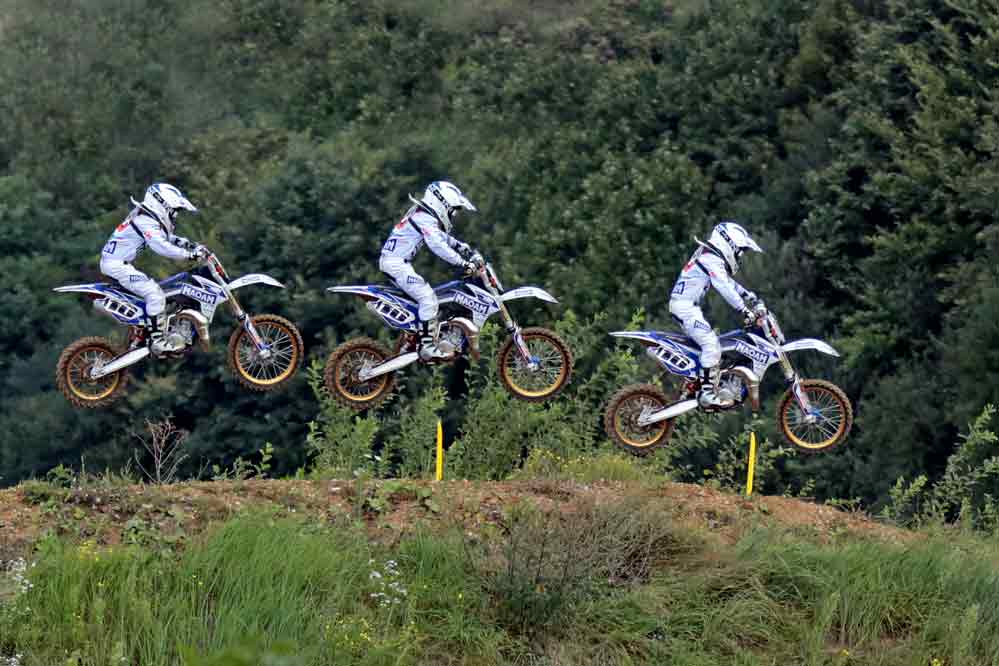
418 319 451 361
148 313 183 356
698 365 735 410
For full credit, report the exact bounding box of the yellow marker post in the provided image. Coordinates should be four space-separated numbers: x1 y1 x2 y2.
435 419 444 481
745 430 757 496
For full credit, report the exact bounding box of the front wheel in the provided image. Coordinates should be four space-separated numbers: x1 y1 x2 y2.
55 336 129 409
496 327 573 402
227 314 304 392
776 379 853 453
323 338 397 411
604 384 675 455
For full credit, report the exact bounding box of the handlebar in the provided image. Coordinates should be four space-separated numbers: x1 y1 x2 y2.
460 252 504 294
750 311 785 346
201 251 231 283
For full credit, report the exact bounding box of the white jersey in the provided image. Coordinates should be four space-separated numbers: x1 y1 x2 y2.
380 206 466 266
100 207 193 264
670 247 752 313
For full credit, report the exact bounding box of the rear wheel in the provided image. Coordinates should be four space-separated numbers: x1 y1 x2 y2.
228 314 304 392
777 379 853 453
323 337 397 411
56 337 129 409
496 327 573 402
604 383 675 455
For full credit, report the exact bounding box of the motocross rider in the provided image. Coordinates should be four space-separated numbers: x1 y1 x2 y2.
100 183 209 355
669 221 765 409
379 181 481 360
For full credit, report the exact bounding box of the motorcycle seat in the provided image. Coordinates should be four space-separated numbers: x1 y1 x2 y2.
374 281 465 299
97 272 190 292
661 329 746 349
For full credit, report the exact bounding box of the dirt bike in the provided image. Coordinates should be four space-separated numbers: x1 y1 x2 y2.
604 305 853 455
324 255 573 410
53 251 304 408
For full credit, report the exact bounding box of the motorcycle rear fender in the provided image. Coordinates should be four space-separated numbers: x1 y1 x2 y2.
781 338 840 357
609 331 666 347
228 273 285 291
500 286 558 304
611 331 700 377
53 284 117 297
327 286 380 301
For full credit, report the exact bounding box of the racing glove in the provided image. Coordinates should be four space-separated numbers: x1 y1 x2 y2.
189 244 211 262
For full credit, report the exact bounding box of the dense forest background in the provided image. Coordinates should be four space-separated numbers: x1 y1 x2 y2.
2 0 998 510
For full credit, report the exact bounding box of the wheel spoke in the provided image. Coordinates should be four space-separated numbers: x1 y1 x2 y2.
236 322 298 382
504 336 567 395
785 386 847 446
337 350 387 399
615 395 667 446
67 346 118 399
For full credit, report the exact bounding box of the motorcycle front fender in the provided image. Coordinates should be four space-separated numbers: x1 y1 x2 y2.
500 286 558 304
781 338 840 357
228 273 285 291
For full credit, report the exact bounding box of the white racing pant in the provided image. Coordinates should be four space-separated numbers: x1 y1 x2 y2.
379 256 438 322
668 299 720 369
100 259 166 317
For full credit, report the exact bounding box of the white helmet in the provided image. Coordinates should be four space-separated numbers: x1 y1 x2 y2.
698 220 762 274
130 183 197 235
413 180 476 234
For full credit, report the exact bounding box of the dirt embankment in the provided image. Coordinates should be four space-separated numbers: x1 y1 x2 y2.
0 478 910 559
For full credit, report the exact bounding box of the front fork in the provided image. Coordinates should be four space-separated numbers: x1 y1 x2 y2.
776 349 815 422
495 297 539 370
224 288 272 360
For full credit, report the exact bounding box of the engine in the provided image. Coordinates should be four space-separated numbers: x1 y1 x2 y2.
161 309 211 354
433 321 468 362
719 369 750 406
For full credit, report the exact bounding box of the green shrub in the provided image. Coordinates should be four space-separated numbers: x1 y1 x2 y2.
305 361 381 479
883 405 999 530
463 495 680 637
510 448 655 483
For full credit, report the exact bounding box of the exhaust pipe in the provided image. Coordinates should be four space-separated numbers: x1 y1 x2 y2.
90 347 150 379
358 352 419 381
637 398 699 426
176 309 211 351
448 317 480 360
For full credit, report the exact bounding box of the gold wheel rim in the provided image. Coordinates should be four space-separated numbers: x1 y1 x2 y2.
501 334 569 398
235 321 300 386
781 386 847 450
613 393 668 448
334 348 390 402
66 347 120 401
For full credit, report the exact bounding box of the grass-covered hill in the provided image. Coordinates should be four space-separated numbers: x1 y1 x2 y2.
4 475 999 665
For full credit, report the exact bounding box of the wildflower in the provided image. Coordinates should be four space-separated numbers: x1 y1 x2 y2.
4 558 34 596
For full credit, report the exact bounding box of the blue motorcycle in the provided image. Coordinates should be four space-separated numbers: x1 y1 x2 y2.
324 255 572 410
54 251 303 408
604 306 852 454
